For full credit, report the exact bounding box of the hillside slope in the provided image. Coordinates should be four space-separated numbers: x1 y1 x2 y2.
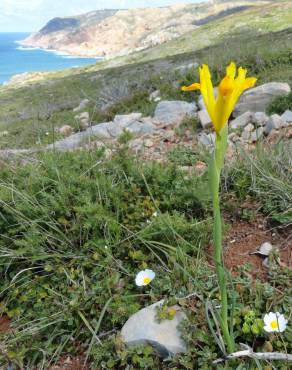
21 0 271 57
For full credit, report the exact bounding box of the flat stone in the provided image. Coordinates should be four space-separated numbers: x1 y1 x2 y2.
234 82 291 116
198 109 212 129
230 111 253 130
253 112 269 126
121 300 187 358
264 114 283 134
281 110 292 123
107 113 144 137
127 121 155 135
47 122 112 151
113 113 143 125
154 101 197 126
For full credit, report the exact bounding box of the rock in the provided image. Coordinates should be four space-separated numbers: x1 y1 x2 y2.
127 120 155 135
242 130 251 141
258 242 274 257
114 113 143 125
89 122 112 139
121 300 187 357
264 114 284 134
149 90 161 102
198 109 212 129
281 110 292 123
164 130 176 141
58 125 73 136
154 101 197 126
234 82 291 116
230 111 253 130
244 123 254 132
73 98 90 112
250 127 264 142
107 113 144 137
75 111 90 129
48 122 112 151
198 132 215 147
253 112 269 126
229 133 241 143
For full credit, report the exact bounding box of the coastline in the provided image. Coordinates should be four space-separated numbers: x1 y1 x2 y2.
16 39 103 60
0 34 102 86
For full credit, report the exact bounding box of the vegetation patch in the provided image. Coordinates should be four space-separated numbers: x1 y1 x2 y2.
0 142 291 369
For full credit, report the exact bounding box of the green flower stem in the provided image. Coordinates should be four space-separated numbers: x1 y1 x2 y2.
209 125 235 353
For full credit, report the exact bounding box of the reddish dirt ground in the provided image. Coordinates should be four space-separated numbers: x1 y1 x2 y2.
208 215 292 279
0 315 11 333
48 356 89 370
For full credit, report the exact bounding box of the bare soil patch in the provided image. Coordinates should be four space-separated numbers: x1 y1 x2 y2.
223 217 292 279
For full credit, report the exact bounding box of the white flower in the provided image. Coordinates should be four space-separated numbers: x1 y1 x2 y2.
135 269 155 286
263 312 287 333
152 211 158 217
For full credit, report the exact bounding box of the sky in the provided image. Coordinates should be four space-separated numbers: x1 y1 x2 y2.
0 0 206 32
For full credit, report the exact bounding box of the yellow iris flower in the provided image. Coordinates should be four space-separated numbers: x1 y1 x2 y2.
182 62 257 134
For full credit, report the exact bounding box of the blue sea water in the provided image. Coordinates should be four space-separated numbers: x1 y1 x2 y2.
0 33 98 85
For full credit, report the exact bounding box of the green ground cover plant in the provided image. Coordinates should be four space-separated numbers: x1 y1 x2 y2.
0 141 291 369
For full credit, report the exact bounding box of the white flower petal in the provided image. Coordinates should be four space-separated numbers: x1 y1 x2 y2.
263 313 270 325
263 325 273 333
144 269 155 280
135 269 155 286
263 312 287 333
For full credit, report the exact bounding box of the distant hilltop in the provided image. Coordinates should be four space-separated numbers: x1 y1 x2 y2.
21 0 272 58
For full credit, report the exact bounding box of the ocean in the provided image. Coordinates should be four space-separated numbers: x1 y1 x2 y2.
0 32 98 85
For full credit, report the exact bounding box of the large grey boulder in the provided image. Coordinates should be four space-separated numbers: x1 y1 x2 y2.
154 101 197 126
234 82 291 116
121 300 187 358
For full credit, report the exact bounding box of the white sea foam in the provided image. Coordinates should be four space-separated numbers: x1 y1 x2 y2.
16 46 41 51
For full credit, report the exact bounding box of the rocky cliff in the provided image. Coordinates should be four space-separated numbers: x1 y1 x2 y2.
21 1 271 58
